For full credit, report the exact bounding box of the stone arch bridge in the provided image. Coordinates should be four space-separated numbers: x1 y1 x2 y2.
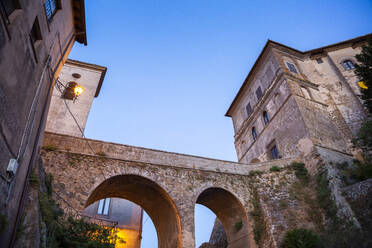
41 132 296 248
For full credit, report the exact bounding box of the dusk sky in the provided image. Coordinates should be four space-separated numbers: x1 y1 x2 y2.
69 1 372 247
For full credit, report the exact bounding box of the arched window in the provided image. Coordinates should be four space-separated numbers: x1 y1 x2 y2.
343 60 355 70
263 111 269 125
252 127 258 141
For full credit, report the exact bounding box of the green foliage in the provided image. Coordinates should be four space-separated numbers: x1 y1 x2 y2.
355 118 372 151
39 180 118 247
290 162 309 183
250 186 264 244
270 165 281 172
15 215 26 242
0 213 7 234
316 171 337 220
42 145 59 151
234 220 243 232
45 173 53 197
282 228 321 248
355 39 372 113
55 217 116 248
249 170 263 177
29 171 39 187
348 159 372 182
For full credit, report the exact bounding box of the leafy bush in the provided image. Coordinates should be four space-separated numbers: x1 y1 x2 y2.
270 166 281 172
291 162 309 183
234 220 243 232
55 217 116 248
282 228 321 248
249 170 263 177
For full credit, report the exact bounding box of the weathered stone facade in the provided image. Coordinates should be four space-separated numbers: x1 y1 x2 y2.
41 132 300 248
226 34 371 164
0 1 86 246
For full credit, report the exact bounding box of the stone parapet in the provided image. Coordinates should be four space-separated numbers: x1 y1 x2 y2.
43 132 297 176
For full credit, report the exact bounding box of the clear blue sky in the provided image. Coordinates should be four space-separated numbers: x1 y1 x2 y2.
69 1 372 247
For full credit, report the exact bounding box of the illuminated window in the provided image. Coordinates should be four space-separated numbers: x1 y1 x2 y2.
97 198 110 215
252 127 258 141
343 60 355 70
286 62 298 74
263 111 269 125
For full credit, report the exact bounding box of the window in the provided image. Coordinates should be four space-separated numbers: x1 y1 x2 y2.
30 17 42 44
286 62 298 74
44 0 58 22
316 58 323 64
97 198 110 215
246 103 252 117
271 145 279 159
263 111 269 125
29 17 42 62
342 60 355 70
252 127 258 141
256 86 263 101
0 0 20 23
300 86 311 99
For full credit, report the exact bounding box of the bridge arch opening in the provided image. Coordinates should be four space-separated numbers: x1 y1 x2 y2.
196 187 250 248
85 174 182 248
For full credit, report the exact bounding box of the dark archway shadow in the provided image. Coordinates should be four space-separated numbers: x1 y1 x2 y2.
196 188 250 248
85 175 182 248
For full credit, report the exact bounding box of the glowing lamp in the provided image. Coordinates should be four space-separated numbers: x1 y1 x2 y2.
74 85 84 97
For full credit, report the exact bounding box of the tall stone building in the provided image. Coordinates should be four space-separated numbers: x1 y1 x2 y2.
45 59 143 248
0 1 86 246
226 34 370 165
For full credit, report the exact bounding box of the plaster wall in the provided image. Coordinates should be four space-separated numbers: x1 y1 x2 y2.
0 1 80 246
45 61 105 136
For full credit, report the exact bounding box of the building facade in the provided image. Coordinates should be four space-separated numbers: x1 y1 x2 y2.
0 1 86 246
45 59 143 248
226 34 371 165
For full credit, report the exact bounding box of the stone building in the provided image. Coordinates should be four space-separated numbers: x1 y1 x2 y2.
37 34 372 248
225 34 371 165
0 0 86 246
45 59 143 248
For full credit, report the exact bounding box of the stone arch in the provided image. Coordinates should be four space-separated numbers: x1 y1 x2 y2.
85 174 182 248
195 187 250 248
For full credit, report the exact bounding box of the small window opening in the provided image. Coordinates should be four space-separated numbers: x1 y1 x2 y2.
72 73 81 78
252 127 258 141
0 0 21 23
256 86 263 101
246 103 252 117
30 17 42 44
342 60 355 70
263 111 270 125
97 198 111 215
286 62 298 74
316 58 323 64
271 145 279 160
44 0 59 22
